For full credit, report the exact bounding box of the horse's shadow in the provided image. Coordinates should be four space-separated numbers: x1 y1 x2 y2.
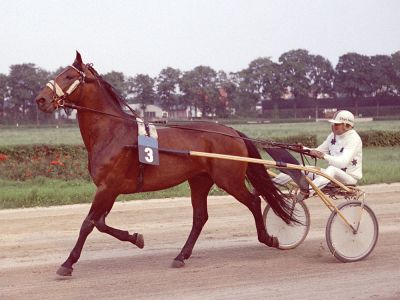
57 238 333 281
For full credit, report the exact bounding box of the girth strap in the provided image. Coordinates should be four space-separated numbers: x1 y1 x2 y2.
136 163 145 193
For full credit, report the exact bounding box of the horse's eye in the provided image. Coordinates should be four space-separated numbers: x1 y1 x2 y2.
66 75 74 80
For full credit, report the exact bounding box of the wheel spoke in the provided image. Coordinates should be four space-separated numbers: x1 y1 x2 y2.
263 202 310 250
326 201 378 262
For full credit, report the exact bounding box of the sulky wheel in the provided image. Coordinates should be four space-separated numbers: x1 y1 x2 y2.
326 201 379 262
263 201 310 250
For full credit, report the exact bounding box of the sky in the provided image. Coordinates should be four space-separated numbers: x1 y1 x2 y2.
1 0 399 77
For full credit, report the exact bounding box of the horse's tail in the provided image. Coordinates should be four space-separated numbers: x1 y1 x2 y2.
237 131 297 225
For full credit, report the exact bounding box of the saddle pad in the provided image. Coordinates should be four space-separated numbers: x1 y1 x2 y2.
136 117 158 139
136 117 159 165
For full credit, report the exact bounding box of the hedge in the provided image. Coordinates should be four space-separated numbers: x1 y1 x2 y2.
0 130 398 181
276 131 400 148
0 145 89 181
259 130 400 150
274 134 317 148
359 130 400 147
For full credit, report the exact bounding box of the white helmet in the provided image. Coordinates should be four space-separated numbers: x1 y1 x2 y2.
328 110 355 127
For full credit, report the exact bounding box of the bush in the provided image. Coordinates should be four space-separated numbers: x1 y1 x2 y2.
275 134 317 148
0 131 397 181
273 131 400 148
0 144 89 181
373 115 400 121
359 130 400 147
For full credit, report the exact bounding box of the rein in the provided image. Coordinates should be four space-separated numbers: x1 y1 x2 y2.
63 102 137 122
163 124 307 153
64 100 309 153
45 64 310 154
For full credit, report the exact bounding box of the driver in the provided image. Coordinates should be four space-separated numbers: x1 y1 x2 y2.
273 110 362 201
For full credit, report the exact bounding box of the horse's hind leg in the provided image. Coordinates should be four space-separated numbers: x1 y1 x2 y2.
172 173 214 268
222 182 278 248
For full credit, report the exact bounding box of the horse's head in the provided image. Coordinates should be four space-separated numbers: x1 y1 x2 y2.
36 51 97 113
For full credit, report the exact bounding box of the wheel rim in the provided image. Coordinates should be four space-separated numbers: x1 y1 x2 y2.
265 203 309 248
329 204 377 260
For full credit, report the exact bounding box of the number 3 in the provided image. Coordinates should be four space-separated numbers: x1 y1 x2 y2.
144 147 154 162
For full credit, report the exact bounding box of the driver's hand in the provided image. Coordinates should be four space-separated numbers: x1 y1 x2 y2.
309 150 325 159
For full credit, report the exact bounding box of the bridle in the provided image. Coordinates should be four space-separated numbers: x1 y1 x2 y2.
46 65 88 109
45 64 140 121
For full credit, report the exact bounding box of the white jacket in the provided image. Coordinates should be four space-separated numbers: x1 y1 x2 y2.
316 129 363 180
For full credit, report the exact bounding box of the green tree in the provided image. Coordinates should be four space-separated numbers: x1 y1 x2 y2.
155 67 182 111
102 71 127 97
335 53 374 115
369 55 397 96
0 73 8 122
279 49 313 98
248 58 285 100
279 49 314 118
230 70 259 117
126 74 156 116
8 64 50 124
240 57 285 118
180 66 217 118
215 70 236 118
307 55 335 120
334 53 374 97
390 51 400 95
308 55 335 98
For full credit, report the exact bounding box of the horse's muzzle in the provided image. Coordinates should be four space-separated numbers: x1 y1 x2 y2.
36 97 56 113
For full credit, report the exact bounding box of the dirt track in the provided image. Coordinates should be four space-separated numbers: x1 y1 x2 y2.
1 183 399 299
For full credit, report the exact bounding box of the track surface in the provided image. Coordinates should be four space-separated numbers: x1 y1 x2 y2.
1 183 399 299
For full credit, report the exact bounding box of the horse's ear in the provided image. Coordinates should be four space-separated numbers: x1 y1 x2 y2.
74 51 83 66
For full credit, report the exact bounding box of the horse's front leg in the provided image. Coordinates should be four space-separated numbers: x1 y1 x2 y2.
93 214 144 248
57 188 143 276
57 213 95 276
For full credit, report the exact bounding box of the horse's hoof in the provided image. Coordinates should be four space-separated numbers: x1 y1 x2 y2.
264 235 280 248
135 233 144 249
56 266 73 276
171 259 185 268
271 236 279 248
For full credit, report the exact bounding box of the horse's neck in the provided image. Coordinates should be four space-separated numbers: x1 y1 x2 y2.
76 98 128 153
77 113 107 152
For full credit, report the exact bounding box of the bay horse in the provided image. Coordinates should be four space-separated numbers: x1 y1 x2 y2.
35 52 296 276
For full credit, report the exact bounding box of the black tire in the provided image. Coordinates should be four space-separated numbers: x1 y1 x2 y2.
326 201 379 262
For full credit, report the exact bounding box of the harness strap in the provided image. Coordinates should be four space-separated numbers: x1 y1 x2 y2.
136 163 145 193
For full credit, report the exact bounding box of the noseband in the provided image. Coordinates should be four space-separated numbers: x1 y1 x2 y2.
46 65 87 108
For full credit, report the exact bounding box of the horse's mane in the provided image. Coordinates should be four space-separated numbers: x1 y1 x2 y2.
78 62 139 118
99 77 138 117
